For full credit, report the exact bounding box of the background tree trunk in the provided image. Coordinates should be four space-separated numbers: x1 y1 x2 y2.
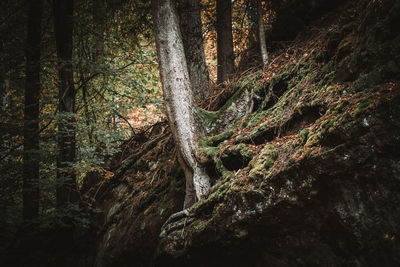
23 0 43 220
152 0 210 209
93 0 106 63
247 0 259 54
53 0 78 207
178 0 210 105
216 0 235 84
258 0 268 68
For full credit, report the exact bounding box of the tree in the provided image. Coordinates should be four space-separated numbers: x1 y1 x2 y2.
152 0 210 208
23 0 43 220
258 0 268 68
178 0 210 105
53 0 78 206
216 0 235 84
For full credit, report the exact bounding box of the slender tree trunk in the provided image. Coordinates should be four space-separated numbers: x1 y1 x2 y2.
258 0 268 68
53 0 78 206
178 0 210 105
23 0 43 220
152 0 210 209
216 0 235 84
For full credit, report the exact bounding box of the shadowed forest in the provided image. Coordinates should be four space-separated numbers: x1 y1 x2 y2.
1 0 400 266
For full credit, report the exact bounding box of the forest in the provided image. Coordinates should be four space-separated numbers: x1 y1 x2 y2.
1 0 400 266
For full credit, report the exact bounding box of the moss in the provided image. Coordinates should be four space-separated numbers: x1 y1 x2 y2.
192 220 208 233
190 180 230 214
198 130 234 158
199 145 220 158
234 144 254 158
202 130 233 147
247 110 269 126
223 143 254 160
334 100 349 113
196 73 260 133
241 72 264 95
320 118 337 133
326 100 349 115
357 99 371 114
249 144 278 179
215 160 234 179
300 129 310 145
235 134 246 143
195 107 220 131
247 89 290 128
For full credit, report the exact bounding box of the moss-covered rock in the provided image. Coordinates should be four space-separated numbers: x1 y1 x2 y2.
248 144 278 179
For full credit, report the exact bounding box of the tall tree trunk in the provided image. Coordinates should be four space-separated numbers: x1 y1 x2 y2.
53 0 78 206
178 0 210 105
247 0 259 53
258 0 268 68
152 0 210 209
23 0 43 220
216 0 235 84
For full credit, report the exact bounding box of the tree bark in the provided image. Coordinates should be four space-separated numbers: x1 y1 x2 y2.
53 0 78 206
152 0 210 209
258 0 268 68
247 0 259 53
178 0 210 105
216 0 235 84
23 0 43 220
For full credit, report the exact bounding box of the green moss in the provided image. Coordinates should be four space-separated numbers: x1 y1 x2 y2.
247 110 268 126
196 73 261 133
321 119 335 130
215 160 234 179
300 129 310 145
233 144 254 158
357 99 371 114
204 130 233 146
249 144 278 179
190 180 230 214
195 107 220 131
334 100 349 113
235 134 246 143
199 145 220 158
192 220 208 233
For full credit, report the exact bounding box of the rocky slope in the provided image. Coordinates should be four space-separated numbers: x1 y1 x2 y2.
92 0 400 266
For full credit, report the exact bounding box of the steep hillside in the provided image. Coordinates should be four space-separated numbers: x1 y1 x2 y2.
92 0 400 266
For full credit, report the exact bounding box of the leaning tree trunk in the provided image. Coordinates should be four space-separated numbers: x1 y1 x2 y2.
53 0 78 206
258 0 268 68
23 0 43 220
216 0 235 84
178 0 210 105
152 0 210 208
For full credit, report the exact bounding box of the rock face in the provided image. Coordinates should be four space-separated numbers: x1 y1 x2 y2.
156 95 400 266
93 0 400 266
